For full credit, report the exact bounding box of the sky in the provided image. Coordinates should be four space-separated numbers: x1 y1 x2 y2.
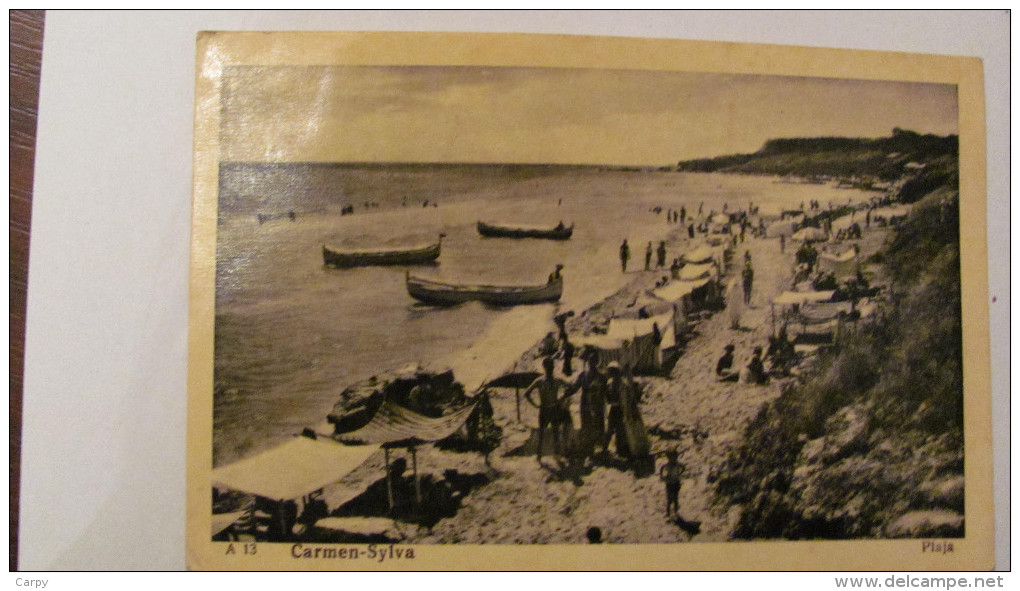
220 66 959 166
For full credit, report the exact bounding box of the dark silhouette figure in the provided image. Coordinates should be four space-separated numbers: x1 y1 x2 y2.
716 344 735 377
747 347 768 385
742 262 754 305
523 357 572 463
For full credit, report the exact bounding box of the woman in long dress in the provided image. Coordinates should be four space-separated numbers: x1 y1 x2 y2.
727 276 744 329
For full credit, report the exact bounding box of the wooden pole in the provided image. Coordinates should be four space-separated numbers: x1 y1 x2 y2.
515 387 521 422
384 448 394 512
411 447 422 507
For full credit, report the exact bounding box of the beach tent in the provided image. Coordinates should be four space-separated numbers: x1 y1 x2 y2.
606 312 675 374
624 291 674 319
682 246 716 265
770 290 834 334
792 226 828 242
682 243 727 274
770 290 851 347
678 262 715 282
771 290 835 307
651 283 693 337
212 437 381 502
653 268 719 320
817 248 859 278
767 219 796 238
572 333 633 372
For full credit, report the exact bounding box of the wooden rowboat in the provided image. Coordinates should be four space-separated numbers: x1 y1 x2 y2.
477 220 573 240
406 266 564 306
322 234 444 268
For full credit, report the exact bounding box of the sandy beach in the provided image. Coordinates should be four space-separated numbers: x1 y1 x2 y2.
424 228 793 544
311 214 826 544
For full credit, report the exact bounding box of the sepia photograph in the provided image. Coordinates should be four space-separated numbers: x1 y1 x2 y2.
187 31 991 570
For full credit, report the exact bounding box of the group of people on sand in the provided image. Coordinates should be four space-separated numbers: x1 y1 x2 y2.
523 343 649 468
714 340 772 386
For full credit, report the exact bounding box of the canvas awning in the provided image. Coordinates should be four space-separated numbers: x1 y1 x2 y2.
338 400 476 447
212 511 247 537
609 312 676 366
799 301 853 324
573 333 625 349
653 281 697 302
653 276 713 302
819 249 857 263
682 246 716 264
679 263 715 281
607 312 673 342
484 371 541 389
792 227 828 242
772 290 835 306
212 437 381 501
872 206 911 219
767 220 796 237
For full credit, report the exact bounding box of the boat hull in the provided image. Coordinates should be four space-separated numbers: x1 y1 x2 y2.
477 221 573 240
406 275 563 306
322 239 441 268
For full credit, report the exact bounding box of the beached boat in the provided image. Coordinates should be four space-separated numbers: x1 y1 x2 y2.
476 220 573 240
322 234 444 268
406 266 564 306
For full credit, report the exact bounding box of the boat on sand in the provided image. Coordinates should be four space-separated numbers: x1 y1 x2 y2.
406 266 564 306
322 234 444 268
476 220 573 240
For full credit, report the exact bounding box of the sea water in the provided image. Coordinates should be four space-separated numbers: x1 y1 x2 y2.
213 165 876 466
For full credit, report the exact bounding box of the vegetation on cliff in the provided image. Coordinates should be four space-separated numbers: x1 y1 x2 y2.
712 164 964 539
677 129 958 192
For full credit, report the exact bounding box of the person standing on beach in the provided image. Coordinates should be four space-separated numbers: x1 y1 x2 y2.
574 347 607 459
780 234 786 253
656 241 667 268
620 239 631 272
553 311 574 343
561 339 575 377
726 277 743 330
688 224 695 239
742 260 754 305
604 362 631 458
524 357 572 464
680 206 686 224
659 449 686 518
645 242 653 271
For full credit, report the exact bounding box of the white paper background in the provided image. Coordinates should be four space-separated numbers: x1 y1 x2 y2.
18 10 1010 570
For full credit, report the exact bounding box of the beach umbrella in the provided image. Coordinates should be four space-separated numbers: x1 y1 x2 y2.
484 372 541 389
484 371 541 422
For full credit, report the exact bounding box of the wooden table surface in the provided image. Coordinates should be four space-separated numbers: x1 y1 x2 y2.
10 9 45 572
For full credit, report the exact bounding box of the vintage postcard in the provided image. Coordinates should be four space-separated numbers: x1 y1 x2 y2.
187 32 991 570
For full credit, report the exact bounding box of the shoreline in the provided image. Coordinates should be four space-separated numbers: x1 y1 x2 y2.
217 178 889 542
